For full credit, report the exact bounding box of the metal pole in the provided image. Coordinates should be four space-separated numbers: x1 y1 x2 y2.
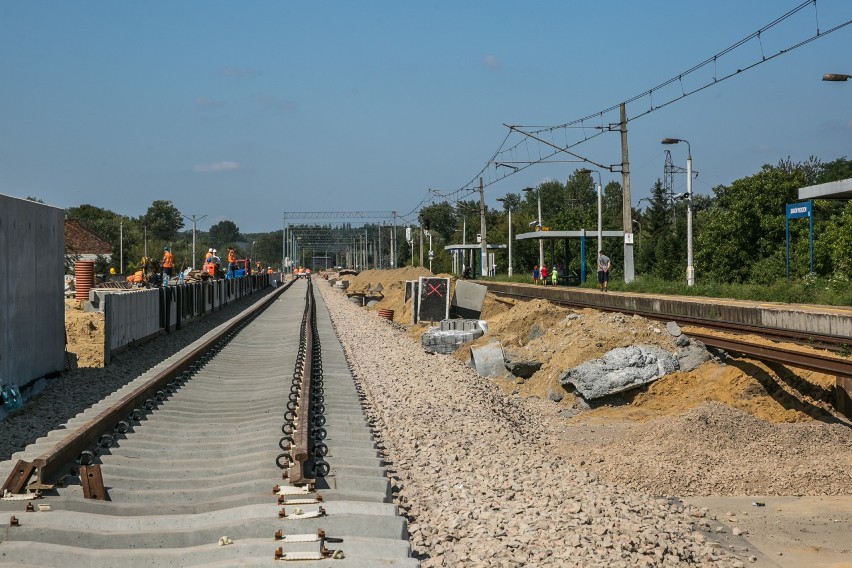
508 207 513 277
419 219 424 268
392 212 397 268
479 177 488 278
537 188 544 270
686 150 694 286
120 220 123 273
597 181 603 254
619 103 635 283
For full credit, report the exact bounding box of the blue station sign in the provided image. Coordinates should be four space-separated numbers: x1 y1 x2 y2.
786 201 812 219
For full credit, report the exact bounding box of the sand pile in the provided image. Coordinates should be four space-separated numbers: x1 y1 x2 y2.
64 300 105 368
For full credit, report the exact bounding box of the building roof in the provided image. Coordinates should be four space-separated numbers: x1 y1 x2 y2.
65 219 113 255
514 230 624 241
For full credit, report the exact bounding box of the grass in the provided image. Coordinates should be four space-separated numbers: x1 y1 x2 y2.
478 273 852 307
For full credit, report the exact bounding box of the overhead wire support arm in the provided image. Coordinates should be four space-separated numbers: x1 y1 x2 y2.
505 124 615 172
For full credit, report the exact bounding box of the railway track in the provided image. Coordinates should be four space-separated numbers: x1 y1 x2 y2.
0 278 415 567
481 283 852 351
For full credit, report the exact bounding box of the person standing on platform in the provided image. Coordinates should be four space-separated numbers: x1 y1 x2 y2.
540 264 548 286
162 246 174 282
597 250 611 292
532 264 539 285
227 247 237 278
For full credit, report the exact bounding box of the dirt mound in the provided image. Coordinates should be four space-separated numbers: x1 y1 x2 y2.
64 300 105 367
340 267 433 296
333 274 843 425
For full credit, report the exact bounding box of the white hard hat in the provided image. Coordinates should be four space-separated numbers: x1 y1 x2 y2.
208 248 213 253
212 249 217 253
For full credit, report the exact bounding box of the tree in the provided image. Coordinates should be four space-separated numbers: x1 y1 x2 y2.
695 159 817 283
140 200 183 243
208 220 241 246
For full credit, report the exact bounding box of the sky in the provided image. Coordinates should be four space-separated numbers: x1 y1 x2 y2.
1 1 850 234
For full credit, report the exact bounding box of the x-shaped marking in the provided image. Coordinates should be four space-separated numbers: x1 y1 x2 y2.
426 283 443 297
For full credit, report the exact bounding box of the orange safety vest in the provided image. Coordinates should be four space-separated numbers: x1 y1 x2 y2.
162 251 173 268
227 250 236 263
267 268 273 275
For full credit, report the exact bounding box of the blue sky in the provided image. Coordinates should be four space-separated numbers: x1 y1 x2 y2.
1 1 850 233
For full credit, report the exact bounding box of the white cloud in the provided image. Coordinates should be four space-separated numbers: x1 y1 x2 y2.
219 66 261 78
193 161 242 173
194 96 222 108
483 55 501 70
257 94 297 112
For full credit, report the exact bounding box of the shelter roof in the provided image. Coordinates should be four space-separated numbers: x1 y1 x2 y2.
444 243 507 251
798 178 852 200
514 230 624 241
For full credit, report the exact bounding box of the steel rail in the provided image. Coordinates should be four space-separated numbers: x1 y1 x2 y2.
687 331 852 379
288 280 313 485
2 278 296 494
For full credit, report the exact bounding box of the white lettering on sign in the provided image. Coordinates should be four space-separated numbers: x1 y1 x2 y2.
789 207 808 214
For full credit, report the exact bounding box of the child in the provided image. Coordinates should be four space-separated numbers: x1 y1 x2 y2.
540 264 548 285
532 264 539 285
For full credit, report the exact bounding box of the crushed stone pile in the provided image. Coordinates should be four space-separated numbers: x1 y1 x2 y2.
320 282 750 567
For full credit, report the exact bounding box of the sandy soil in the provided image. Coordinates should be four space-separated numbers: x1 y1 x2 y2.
64 299 106 368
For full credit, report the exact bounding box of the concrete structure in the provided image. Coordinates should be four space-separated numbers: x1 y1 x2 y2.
514 230 624 283
0 195 65 418
798 178 852 200
99 275 271 364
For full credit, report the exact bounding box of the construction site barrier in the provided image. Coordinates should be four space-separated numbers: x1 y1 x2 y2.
102 274 271 364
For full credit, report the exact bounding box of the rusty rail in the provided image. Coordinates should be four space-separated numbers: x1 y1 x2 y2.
280 278 329 485
288 282 314 485
688 331 852 379
2 279 295 494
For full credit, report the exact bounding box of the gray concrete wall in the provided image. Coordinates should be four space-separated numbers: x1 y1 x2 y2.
0 195 65 413
103 275 270 363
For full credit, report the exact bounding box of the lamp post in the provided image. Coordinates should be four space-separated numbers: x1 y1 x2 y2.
661 138 694 286
496 197 514 276
578 168 604 253
522 186 544 269
182 214 207 270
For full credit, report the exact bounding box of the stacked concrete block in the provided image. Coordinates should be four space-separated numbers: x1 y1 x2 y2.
421 319 485 354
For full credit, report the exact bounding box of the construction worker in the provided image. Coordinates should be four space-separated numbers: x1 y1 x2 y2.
267 266 274 275
162 246 174 279
227 247 237 278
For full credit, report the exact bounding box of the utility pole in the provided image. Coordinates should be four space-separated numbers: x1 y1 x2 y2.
479 177 487 278
619 103 635 283
182 213 208 270
391 212 397 268
419 218 424 268
120 220 124 274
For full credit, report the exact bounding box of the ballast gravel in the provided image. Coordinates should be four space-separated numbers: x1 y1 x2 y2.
319 284 747 568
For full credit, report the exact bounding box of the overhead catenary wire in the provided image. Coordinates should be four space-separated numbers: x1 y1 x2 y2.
428 0 849 200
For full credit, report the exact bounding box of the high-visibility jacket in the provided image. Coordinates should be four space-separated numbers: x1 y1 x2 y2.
227 250 236 264
162 251 173 268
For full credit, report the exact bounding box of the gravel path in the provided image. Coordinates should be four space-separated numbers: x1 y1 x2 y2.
319 283 747 568
0 289 276 461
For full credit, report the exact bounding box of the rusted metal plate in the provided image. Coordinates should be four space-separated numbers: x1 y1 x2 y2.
837 376 852 420
79 464 108 500
0 460 34 495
